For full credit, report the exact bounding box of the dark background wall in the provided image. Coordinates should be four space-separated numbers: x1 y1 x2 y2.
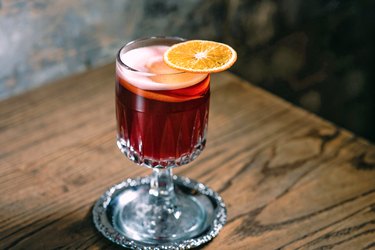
0 0 374 141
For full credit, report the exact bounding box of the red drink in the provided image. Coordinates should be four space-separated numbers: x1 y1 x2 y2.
116 45 210 168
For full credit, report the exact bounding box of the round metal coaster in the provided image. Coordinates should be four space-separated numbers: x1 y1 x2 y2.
93 175 227 249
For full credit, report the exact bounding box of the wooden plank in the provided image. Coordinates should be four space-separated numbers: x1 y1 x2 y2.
0 64 374 249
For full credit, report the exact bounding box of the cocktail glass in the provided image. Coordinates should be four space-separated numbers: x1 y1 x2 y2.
93 37 226 249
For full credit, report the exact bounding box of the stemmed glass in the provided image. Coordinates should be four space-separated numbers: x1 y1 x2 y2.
93 37 226 249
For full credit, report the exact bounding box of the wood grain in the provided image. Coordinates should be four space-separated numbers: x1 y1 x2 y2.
1 64 374 249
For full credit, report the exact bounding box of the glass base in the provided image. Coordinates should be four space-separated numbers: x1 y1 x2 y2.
93 175 226 249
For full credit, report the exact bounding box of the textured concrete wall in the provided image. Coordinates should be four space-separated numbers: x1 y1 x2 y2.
0 0 374 140
0 0 226 99
222 0 375 141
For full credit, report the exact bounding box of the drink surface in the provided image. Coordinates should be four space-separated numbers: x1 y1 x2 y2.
117 45 208 91
116 45 210 167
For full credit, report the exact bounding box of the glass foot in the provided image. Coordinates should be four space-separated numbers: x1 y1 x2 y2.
93 175 226 249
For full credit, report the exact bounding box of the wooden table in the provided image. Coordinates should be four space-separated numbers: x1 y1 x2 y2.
1 64 374 250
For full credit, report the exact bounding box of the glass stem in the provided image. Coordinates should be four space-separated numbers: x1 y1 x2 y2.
149 168 177 208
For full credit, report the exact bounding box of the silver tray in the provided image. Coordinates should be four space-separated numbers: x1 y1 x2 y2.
93 175 227 249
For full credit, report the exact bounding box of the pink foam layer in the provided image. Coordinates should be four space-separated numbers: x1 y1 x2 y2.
117 45 208 90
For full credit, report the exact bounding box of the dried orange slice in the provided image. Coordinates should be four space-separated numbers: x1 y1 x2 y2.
164 40 237 73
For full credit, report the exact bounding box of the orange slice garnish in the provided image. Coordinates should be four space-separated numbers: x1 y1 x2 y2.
164 40 237 73
118 75 210 102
